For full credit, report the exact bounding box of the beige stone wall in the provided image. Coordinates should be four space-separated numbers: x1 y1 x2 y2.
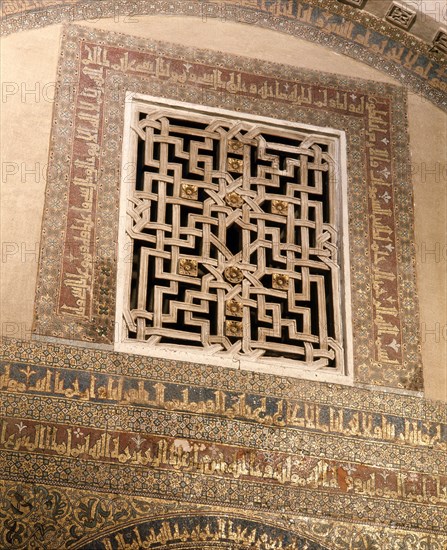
1 16 446 401
409 97 447 402
1 26 61 341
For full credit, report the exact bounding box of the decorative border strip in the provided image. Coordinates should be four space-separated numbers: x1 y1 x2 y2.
1 1 446 111
1 358 446 462
1 450 446 531
2 337 443 420
3 413 446 506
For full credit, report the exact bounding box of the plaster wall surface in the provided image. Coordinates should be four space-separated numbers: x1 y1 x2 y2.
1 16 446 401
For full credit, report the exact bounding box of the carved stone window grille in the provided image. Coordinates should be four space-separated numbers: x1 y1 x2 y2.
116 95 351 377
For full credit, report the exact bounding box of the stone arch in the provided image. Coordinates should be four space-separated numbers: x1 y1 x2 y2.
1 1 445 111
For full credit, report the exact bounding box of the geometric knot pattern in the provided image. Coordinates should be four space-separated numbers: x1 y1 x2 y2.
119 100 346 371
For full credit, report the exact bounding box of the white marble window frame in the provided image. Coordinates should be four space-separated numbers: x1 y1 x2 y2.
115 92 354 385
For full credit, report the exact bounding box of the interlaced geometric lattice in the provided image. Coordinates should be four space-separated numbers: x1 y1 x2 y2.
120 100 346 370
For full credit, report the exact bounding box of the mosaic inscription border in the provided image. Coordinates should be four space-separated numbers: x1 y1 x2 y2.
0 337 446 544
33 24 422 390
